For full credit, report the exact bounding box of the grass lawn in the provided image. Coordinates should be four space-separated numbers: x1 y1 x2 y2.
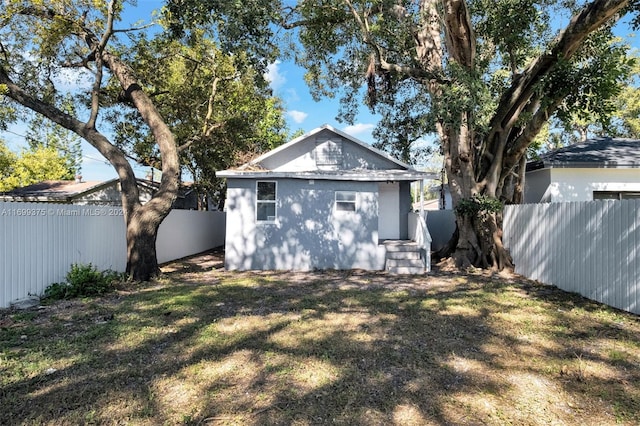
1 252 639 425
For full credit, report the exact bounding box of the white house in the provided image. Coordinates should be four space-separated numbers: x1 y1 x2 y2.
524 137 640 203
217 125 436 273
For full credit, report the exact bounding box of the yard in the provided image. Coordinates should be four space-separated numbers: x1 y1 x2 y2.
1 251 639 425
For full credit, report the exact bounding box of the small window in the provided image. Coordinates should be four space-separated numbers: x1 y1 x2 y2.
622 192 640 199
594 191 640 200
335 191 357 212
256 181 276 222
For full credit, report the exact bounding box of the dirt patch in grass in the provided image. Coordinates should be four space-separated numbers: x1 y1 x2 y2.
1 250 639 425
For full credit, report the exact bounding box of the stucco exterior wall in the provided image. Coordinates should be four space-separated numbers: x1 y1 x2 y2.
74 185 124 205
224 178 386 271
524 169 552 203
526 168 640 202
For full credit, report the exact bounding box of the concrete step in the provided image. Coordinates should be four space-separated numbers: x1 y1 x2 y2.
386 250 421 260
386 258 425 268
385 258 425 274
383 241 420 252
386 265 425 274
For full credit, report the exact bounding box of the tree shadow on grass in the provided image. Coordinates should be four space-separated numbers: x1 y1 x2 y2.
1 267 639 425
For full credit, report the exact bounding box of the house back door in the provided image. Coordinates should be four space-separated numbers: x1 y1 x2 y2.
378 182 400 240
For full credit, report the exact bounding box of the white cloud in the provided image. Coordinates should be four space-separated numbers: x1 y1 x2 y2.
287 110 308 124
342 123 375 135
265 61 286 91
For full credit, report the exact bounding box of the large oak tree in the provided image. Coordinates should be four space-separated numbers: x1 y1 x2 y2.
0 0 282 279
0 1 182 280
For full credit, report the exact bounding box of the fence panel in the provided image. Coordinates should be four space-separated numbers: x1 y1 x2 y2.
1 202 225 308
504 200 640 315
0 203 127 308
156 210 226 264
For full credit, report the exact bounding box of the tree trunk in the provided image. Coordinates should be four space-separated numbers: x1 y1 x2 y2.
449 209 513 271
440 125 515 270
125 206 163 278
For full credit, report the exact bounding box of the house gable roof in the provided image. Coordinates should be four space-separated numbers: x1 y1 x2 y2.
244 124 411 170
527 137 640 171
218 124 436 181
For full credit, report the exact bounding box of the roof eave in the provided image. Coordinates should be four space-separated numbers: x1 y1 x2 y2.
216 170 437 181
529 161 640 170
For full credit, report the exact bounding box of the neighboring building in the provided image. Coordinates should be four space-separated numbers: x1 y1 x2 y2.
217 125 436 272
525 137 640 203
1 178 199 209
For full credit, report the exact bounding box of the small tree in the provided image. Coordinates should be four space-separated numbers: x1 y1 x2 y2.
107 31 291 209
0 144 70 191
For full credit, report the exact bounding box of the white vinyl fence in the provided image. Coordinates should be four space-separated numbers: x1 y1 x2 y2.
0 202 225 308
504 200 640 315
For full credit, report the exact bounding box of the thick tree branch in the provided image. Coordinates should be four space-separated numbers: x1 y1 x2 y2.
442 0 475 69
489 0 629 138
0 64 140 208
415 0 445 75
507 96 564 166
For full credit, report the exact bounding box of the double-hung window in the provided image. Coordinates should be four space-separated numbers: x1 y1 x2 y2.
335 191 357 212
256 181 277 222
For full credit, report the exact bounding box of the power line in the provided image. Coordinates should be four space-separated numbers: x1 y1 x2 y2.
3 129 27 138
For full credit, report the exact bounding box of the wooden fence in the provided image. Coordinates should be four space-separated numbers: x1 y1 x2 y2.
504 200 639 315
0 202 225 308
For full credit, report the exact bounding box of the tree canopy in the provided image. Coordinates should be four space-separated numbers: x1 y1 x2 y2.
106 29 291 208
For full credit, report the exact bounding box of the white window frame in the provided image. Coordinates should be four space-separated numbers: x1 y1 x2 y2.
256 181 277 222
335 191 357 212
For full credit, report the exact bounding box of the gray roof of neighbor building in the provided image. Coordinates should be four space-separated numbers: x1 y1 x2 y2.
527 137 640 171
0 178 194 203
0 179 116 202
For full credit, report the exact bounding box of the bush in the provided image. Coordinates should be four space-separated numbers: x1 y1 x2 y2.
455 194 503 217
44 263 124 300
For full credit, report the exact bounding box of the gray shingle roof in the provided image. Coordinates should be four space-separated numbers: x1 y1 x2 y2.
527 137 640 171
0 180 114 200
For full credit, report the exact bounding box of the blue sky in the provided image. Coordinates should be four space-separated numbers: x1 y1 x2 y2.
265 59 380 138
1 1 637 182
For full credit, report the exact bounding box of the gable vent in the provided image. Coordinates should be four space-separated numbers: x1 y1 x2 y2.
315 137 343 169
